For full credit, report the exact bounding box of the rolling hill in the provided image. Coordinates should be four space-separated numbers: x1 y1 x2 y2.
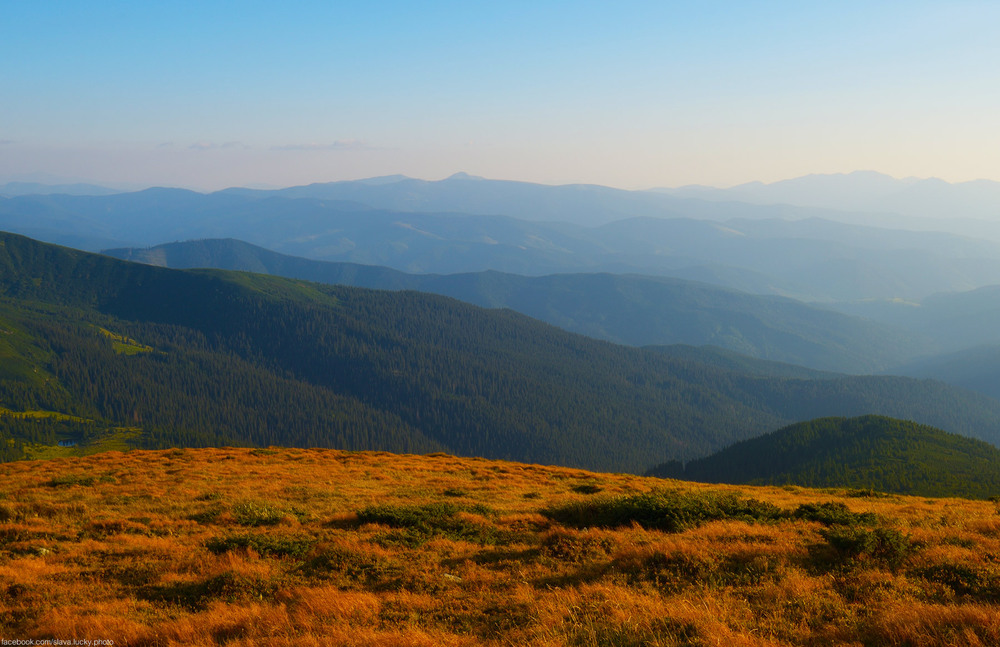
3 231 1000 473
654 415 1000 499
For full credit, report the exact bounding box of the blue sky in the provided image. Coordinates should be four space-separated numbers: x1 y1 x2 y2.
2 1 999 190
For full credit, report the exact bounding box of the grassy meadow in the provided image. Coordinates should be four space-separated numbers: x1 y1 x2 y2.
3 448 1000 646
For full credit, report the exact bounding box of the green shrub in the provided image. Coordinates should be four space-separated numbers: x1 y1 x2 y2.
543 489 783 532
205 532 313 558
822 526 914 571
845 488 887 498
357 502 517 546
792 502 877 527
300 546 402 586
358 502 460 531
916 563 1000 602
144 571 279 609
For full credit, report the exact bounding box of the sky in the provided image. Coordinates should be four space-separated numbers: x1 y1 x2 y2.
2 1 1000 191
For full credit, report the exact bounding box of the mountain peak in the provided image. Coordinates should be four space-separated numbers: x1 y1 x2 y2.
445 172 485 181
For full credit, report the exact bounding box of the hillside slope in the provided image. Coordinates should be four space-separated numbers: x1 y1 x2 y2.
660 415 1000 498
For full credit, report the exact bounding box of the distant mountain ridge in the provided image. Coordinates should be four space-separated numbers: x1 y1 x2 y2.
224 173 824 227
7 174 1000 302
663 171 1000 233
102 238 933 373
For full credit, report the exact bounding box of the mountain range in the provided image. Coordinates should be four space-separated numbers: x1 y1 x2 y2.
6 176 1000 302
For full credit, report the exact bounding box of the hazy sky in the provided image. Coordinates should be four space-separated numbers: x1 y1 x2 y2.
3 1 999 190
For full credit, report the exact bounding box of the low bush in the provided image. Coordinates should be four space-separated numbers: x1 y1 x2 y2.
357 502 518 546
792 501 877 527
822 526 914 571
616 549 783 592
205 532 313 558
300 545 402 587
916 563 1000 602
543 489 783 532
143 571 280 609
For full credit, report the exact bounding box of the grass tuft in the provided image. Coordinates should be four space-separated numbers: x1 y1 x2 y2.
232 500 286 526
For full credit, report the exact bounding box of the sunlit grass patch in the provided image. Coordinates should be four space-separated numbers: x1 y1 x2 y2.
97 326 154 355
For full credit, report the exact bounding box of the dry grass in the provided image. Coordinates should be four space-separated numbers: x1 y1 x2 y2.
2 447 1000 645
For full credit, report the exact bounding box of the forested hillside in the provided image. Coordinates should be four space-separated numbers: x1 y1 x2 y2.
3 232 1000 473
653 415 1000 499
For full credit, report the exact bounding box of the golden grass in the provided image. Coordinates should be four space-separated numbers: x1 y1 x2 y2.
2 447 1000 645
